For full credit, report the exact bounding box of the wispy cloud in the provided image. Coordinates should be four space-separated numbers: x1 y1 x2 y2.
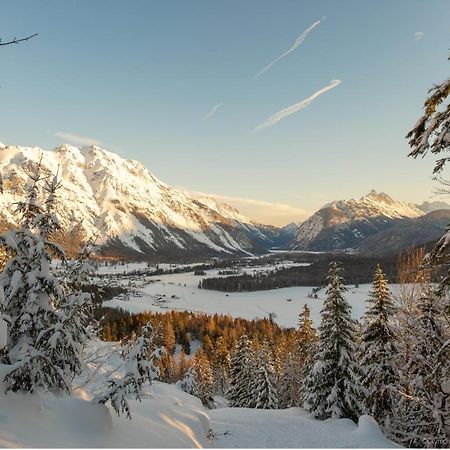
254 20 321 78
188 189 309 226
252 79 341 133
54 132 100 146
414 31 424 41
203 102 223 120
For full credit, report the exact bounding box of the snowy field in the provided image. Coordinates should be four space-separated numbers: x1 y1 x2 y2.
101 262 397 328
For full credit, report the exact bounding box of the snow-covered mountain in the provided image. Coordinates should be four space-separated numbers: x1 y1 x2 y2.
290 190 424 251
0 144 277 259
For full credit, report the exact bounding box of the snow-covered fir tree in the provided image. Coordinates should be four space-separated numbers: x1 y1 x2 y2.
180 348 214 407
393 291 450 448
212 336 231 396
193 348 214 407
226 335 255 407
304 261 363 422
96 321 163 419
359 265 398 434
298 304 318 405
180 365 198 397
278 349 303 408
0 165 91 393
252 343 278 409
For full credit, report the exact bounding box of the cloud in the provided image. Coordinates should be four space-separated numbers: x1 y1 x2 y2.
414 31 424 41
188 189 309 226
203 102 223 120
252 79 341 132
54 132 100 146
254 20 321 78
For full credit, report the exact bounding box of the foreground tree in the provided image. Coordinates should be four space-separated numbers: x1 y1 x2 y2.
0 165 91 393
304 262 363 422
400 60 450 447
359 265 398 434
96 321 163 419
393 292 450 448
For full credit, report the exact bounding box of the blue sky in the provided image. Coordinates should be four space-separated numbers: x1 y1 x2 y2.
1 0 449 225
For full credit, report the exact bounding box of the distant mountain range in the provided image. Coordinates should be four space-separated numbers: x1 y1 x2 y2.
289 190 450 255
0 143 449 260
0 144 278 259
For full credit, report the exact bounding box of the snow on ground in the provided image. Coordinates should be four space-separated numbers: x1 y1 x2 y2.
0 359 398 448
209 408 398 448
103 265 392 328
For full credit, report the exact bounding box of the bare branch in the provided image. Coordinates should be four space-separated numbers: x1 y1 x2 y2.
0 33 38 47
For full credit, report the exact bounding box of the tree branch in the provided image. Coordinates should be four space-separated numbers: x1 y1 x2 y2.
0 33 38 47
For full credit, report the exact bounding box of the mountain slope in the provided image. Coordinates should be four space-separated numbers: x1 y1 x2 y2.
356 209 450 257
291 190 424 251
0 144 276 259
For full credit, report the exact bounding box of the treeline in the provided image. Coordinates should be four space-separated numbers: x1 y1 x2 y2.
96 306 301 397
200 254 398 292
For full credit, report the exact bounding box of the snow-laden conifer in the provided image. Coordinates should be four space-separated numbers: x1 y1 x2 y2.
226 335 255 407
0 164 91 393
304 262 363 422
252 343 278 409
96 321 163 419
359 265 398 434
393 291 450 448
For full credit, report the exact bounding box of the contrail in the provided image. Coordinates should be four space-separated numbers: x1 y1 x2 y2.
251 79 341 133
254 20 321 78
203 102 223 120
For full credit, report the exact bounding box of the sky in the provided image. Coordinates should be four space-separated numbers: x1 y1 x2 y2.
1 0 449 226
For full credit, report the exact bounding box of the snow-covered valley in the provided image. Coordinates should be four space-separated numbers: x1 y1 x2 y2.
101 261 391 328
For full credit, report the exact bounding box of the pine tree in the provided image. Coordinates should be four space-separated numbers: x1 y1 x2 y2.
298 304 318 404
359 265 398 434
180 365 198 397
196 349 214 407
182 348 214 407
252 343 278 409
304 262 363 422
278 350 303 408
393 291 450 448
226 335 255 407
0 165 91 393
212 336 231 396
96 321 163 419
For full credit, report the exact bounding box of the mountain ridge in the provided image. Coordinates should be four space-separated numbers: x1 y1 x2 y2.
0 143 277 259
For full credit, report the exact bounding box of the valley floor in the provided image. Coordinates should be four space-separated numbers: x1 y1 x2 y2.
101 262 392 328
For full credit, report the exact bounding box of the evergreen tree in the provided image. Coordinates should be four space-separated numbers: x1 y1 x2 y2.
0 165 91 393
252 343 278 409
278 350 303 408
180 348 214 407
226 335 255 407
298 304 318 404
96 321 162 419
212 336 231 396
304 262 363 422
359 265 398 434
393 292 450 448
180 365 198 397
